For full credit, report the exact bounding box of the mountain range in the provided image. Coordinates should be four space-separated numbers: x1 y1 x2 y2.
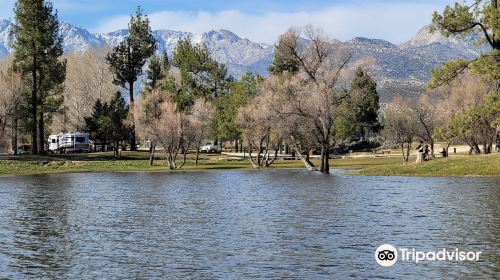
0 18 490 101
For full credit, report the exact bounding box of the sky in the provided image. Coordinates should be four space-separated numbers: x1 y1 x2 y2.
0 0 459 44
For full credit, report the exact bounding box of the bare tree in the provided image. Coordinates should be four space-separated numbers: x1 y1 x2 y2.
156 101 190 169
273 26 352 173
0 59 24 154
136 89 166 165
137 89 214 169
190 98 216 166
409 93 441 157
53 48 119 132
434 74 496 154
237 85 285 168
382 97 417 163
256 76 318 170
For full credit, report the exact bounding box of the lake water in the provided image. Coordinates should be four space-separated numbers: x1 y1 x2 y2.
0 170 498 279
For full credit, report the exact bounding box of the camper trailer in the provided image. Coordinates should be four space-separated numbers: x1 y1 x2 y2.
48 132 90 153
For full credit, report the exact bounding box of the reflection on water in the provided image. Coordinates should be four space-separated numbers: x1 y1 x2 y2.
0 170 498 279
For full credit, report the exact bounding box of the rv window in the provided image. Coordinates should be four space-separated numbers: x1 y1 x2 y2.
52 139 56 143
75 137 85 143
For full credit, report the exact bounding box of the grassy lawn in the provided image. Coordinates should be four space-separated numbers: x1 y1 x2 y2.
0 152 243 175
0 151 498 176
0 151 308 176
354 153 500 177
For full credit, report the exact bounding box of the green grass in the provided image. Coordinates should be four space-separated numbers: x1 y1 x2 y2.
354 153 500 177
0 151 498 177
0 152 243 175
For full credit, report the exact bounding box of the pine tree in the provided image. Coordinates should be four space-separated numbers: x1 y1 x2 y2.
350 68 381 137
268 35 300 76
145 51 169 91
85 92 130 155
106 6 156 150
12 0 66 154
170 39 231 110
216 72 258 143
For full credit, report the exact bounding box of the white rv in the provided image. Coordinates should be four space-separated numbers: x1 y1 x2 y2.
48 132 90 153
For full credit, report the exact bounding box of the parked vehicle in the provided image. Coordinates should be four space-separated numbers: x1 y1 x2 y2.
48 132 90 153
11 145 32 155
200 143 221 153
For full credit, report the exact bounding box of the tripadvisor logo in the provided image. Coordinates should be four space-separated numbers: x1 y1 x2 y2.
375 244 482 267
375 244 397 267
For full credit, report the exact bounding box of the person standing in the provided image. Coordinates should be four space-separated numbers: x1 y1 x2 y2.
440 148 448 158
424 145 430 161
416 141 424 163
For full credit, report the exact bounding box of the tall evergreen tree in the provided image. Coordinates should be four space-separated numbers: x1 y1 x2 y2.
169 39 231 110
333 69 381 143
171 39 211 102
268 34 300 76
350 68 381 137
216 72 258 143
209 61 232 98
145 51 169 91
85 92 130 155
106 6 156 150
12 0 66 154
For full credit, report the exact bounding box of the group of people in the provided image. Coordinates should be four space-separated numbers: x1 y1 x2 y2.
415 141 432 163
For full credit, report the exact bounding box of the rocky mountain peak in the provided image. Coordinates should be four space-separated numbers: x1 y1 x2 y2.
0 18 489 100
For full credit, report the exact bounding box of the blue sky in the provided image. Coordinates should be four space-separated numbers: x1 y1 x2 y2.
0 0 459 43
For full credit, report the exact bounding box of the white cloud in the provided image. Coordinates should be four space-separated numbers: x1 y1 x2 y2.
92 2 444 44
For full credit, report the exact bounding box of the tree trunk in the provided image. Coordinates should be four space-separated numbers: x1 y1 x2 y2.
319 144 330 174
149 143 155 166
305 150 315 167
247 147 258 168
129 80 137 151
170 155 176 169
195 148 200 166
265 148 279 167
178 145 189 169
38 110 45 154
11 118 18 155
400 143 406 163
406 142 411 163
445 142 451 157
31 48 38 155
472 143 481 155
257 139 264 167
289 136 316 171
430 141 435 158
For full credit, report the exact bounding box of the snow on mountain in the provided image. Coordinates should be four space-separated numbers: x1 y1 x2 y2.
0 19 14 57
399 24 489 55
59 22 107 52
0 19 490 100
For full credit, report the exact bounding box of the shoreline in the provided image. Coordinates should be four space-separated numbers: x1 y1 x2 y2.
0 152 498 177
